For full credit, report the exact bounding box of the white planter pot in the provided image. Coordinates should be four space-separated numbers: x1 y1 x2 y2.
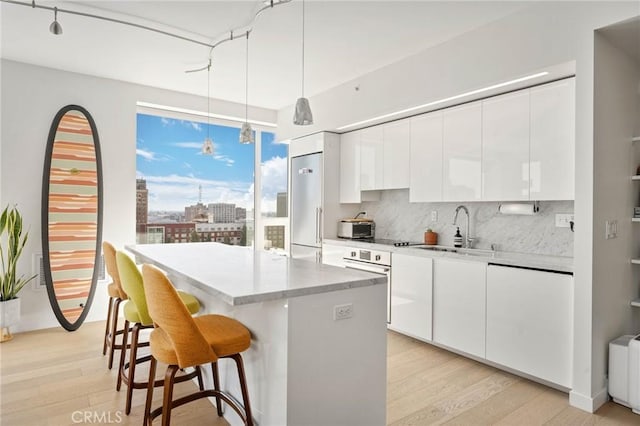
0 298 21 342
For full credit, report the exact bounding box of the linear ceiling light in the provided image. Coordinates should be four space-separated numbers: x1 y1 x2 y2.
336 71 549 131
136 102 277 128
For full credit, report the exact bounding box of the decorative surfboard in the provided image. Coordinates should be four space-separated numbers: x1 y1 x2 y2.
42 105 103 331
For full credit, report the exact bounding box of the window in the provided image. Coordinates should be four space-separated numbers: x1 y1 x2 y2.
136 112 272 248
260 131 288 251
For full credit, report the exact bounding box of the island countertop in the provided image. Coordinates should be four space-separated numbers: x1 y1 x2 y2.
126 242 387 306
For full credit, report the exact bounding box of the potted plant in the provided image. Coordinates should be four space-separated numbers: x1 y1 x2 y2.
0 205 36 342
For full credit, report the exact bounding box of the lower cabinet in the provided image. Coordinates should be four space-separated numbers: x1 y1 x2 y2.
433 258 487 358
389 254 433 341
486 264 573 388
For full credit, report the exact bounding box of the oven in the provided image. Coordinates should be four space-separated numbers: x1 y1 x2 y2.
343 248 391 323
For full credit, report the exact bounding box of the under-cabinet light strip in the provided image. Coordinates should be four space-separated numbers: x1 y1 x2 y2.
136 101 277 128
336 71 549 131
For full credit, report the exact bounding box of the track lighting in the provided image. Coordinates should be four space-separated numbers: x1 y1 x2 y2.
49 7 63 35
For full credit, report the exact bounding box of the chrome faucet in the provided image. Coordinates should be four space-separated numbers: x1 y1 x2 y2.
453 205 473 248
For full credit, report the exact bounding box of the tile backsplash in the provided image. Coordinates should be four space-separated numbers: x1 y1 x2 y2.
361 189 574 257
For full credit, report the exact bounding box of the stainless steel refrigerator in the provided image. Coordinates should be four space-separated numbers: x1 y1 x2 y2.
290 152 323 262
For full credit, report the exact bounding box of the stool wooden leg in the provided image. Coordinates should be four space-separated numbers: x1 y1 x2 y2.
108 298 122 369
144 356 157 426
116 319 129 391
103 296 114 355
196 365 204 392
211 362 223 417
125 323 140 415
232 354 253 426
162 365 179 426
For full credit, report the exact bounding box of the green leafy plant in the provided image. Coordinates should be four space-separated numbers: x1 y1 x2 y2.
0 206 36 301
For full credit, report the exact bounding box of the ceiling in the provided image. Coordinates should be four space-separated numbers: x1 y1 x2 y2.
1 1 531 110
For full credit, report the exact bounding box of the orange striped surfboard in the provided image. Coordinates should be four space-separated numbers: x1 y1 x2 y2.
42 105 102 331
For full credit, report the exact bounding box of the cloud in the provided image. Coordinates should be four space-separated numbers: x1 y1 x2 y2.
171 142 203 149
272 139 290 145
161 117 175 127
136 148 158 161
214 154 235 167
188 121 202 131
260 156 287 213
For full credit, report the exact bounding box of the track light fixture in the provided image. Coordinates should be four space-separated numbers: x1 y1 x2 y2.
49 6 63 35
293 0 313 126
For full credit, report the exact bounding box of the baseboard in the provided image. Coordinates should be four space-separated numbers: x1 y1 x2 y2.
570 387 609 413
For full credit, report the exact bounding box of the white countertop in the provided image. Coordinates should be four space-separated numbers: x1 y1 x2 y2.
126 242 387 306
324 238 574 274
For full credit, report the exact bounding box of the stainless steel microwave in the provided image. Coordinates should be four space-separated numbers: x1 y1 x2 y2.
337 220 375 239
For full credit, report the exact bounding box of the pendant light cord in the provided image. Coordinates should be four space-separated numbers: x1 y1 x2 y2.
245 32 250 121
207 60 211 140
301 0 305 98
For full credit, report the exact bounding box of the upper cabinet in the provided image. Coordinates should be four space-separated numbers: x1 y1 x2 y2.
360 125 384 191
482 90 530 201
443 102 482 202
339 131 361 203
382 120 411 189
529 79 575 200
410 112 443 202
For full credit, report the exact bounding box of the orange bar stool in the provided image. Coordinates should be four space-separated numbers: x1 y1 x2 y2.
102 242 129 369
141 264 253 426
115 251 202 415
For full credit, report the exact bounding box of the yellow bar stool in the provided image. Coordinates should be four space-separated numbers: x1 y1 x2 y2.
141 264 253 426
115 251 202 415
102 242 128 369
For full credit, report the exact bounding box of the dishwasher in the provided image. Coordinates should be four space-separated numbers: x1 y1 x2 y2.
343 248 391 323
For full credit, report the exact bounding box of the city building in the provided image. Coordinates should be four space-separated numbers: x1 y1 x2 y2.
184 202 208 223
140 222 196 244
195 222 244 245
264 225 285 249
136 178 148 232
276 192 287 218
235 207 246 221
209 203 236 223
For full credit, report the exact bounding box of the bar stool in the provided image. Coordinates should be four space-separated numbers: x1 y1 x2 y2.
141 264 253 426
102 241 128 369
115 251 202 415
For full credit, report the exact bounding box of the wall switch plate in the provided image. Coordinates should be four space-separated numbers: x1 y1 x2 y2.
431 211 438 222
555 213 574 228
334 303 353 320
605 220 618 239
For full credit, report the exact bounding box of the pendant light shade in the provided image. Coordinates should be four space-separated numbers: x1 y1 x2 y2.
49 7 63 35
293 97 313 126
202 60 215 156
239 32 254 144
293 0 313 126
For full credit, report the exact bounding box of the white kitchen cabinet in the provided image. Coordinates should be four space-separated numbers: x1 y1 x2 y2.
482 90 530 201
486 264 573 388
433 258 486 358
529 78 575 200
389 253 433 341
410 112 443 202
360 125 384 191
383 120 410 190
442 102 482 201
322 243 346 268
339 131 361 203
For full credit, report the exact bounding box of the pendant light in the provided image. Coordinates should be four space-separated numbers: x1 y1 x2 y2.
293 0 313 126
202 59 214 155
49 7 63 35
239 31 254 144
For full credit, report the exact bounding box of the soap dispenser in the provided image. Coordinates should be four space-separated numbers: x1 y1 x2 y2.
453 227 463 248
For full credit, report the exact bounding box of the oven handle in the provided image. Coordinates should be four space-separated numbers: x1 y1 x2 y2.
344 259 390 274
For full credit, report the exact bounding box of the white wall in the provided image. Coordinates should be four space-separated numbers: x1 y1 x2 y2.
592 30 640 403
275 1 639 412
0 59 276 332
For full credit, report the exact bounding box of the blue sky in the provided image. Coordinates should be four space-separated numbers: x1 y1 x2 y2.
136 114 287 213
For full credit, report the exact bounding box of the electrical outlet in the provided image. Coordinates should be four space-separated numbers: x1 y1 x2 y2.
605 220 618 239
333 303 353 320
431 211 438 222
555 213 574 228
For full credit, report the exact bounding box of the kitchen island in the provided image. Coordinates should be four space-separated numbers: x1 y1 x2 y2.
126 242 388 426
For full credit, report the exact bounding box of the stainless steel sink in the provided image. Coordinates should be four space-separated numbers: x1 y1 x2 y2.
414 245 495 257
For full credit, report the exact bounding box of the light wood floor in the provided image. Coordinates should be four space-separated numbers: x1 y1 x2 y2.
1 322 638 425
